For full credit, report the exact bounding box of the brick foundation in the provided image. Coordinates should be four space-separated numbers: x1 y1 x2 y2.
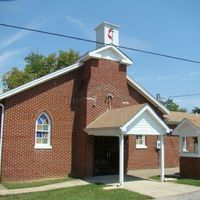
180 157 200 179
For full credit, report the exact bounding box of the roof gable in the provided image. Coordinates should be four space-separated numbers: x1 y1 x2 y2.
121 104 170 134
78 45 133 65
173 118 200 136
85 104 170 135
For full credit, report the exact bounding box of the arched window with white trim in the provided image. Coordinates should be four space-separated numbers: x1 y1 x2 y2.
35 112 52 149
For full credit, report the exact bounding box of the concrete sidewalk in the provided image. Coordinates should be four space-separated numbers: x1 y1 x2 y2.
0 179 89 196
0 168 199 199
127 167 180 179
84 168 200 199
86 175 200 199
156 190 200 200
124 180 200 199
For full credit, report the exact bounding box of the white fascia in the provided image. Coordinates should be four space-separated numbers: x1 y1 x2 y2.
78 45 133 65
120 104 170 134
0 62 82 101
126 75 170 115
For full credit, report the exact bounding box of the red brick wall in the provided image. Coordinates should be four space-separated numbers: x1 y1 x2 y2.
72 58 179 176
126 136 159 170
72 58 136 177
165 135 179 167
126 135 179 171
0 57 179 181
180 157 200 179
1 70 80 182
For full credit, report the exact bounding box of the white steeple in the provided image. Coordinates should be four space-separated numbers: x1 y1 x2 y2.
95 22 120 49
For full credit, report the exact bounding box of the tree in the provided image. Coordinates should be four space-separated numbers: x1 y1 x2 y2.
3 49 79 90
163 98 187 112
192 107 200 114
3 67 29 90
24 52 47 80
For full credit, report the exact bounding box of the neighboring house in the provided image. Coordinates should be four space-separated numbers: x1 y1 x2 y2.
0 22 194 183
166 112 200 179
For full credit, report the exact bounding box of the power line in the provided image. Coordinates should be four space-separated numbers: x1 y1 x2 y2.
0 23 200 64
169 93 200 98
165 0 200 16
159 93 200 99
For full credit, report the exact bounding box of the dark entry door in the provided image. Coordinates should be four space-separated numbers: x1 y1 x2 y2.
94 136 119 175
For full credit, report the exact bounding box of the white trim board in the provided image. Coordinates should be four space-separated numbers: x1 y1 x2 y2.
77 45 133 65
0 62 82 101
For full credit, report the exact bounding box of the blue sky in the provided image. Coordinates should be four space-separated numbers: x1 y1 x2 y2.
0 0 200 110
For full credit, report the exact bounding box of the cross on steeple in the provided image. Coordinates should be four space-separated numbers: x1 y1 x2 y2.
95 22 119 48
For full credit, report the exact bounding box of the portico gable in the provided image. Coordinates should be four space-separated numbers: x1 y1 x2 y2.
85 104 170 186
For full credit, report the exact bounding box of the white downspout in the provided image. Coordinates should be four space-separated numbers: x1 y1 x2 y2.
0 104 4 179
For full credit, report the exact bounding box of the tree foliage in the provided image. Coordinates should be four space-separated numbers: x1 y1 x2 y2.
163 98 187 112
192 107 200 114
3 49 80 90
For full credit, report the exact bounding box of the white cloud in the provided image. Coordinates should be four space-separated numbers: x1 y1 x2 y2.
66 16 94 39
1 30 28 49
0 18 47 49
0 48 26 66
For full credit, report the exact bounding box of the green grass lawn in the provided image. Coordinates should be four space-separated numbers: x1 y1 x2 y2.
176 178 200 186
2 177 72 189
0 184 153 200
150 175 200 187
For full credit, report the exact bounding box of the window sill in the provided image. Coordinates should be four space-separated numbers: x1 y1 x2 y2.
136 145 147 149
34 145 52 150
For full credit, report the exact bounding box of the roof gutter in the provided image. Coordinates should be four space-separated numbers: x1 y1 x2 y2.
0 104 4 180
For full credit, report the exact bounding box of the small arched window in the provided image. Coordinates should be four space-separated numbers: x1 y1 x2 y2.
35 112 52 149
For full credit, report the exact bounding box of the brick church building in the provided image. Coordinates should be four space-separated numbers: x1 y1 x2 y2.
0 22 183 183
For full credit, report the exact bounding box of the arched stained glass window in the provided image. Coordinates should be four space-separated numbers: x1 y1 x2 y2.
35 112 51 149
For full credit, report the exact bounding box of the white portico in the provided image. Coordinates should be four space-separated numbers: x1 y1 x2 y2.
85 104 170 186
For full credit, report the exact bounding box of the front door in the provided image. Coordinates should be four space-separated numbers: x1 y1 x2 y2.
93 136 119 175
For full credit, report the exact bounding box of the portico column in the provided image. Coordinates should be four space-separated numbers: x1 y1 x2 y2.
160 135 165 182
119 134 124 186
